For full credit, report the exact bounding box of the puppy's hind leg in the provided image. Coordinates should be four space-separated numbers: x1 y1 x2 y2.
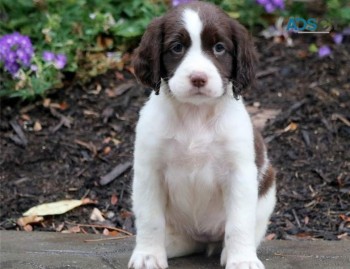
165 226 205 259
255 183 276 247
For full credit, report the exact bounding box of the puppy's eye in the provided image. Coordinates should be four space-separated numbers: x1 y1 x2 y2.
171 42 184 54
213 42 225 55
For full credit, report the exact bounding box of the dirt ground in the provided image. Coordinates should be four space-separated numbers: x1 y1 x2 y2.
1 36 349 240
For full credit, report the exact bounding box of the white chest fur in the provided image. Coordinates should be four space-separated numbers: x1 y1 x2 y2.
134 90 255 242
162 118 227 241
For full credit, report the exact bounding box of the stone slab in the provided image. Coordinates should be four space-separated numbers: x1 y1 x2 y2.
0 231 349 269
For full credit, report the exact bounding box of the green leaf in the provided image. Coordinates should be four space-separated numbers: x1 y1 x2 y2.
309 43 318 53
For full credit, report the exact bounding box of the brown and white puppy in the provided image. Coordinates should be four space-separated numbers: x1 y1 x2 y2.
129 2 276 269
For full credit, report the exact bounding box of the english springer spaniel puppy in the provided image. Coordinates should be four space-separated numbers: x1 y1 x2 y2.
129 2 276 269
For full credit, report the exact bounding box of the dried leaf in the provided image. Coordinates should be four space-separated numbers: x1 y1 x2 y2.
23 224 33 232
103 228 110 236
111 138 121 146
103 137 111 144
23 198 96 216
332 113 350 127
103 146 111 155
295 232 313 239
33 121 42 132
337 233 349 240
17 215 44 226
115 71 125 80
339 214 350 222
59 102 69 110
265 233 276 240
297 50 308 59
97 35 113 49
43 98 51 107
83 110 99 117
21 114 31 121
96 83 102 93
75 139 97 156
49 102 68 111
90 208 105 222
111 194 118 206
62 226 81 233
89 83 102 95
106 81 135 97
108 230 119 236
126 66 134 74
283 122 298 132
120 209 133 219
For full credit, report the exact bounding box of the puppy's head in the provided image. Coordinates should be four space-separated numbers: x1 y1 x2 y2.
133 2 256 104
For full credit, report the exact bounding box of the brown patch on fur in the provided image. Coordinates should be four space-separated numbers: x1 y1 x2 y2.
184 1 257 96
254 128 276 197
162 20 191 81
259 165 276 197
133 1 257 96
229 20 257 97
132 17 164 90
254 128 265 170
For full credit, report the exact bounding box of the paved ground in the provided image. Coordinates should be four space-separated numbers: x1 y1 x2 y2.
0 231 349 269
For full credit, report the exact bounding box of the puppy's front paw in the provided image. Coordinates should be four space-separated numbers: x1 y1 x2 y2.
226 260 265 269
128 248 168 269
221 248 264 269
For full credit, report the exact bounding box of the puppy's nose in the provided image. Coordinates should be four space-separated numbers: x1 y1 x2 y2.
190 72 208 88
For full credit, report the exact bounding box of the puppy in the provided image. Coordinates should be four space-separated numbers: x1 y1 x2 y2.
129 2 276 269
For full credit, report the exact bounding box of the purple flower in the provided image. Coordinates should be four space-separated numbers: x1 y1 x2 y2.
42 51 67 69
16 49 31 66
256 0 284 13
272 0 285 8
0 32 34 76
256 0 268 4
5 62 20 75
42 51 55 62
54 54 67 69
333 33 343 44
264 3 276 13
30 64 38 72
318 45 331 58
172 0 193 7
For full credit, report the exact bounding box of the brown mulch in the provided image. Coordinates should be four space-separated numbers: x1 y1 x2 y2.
0 37 349 240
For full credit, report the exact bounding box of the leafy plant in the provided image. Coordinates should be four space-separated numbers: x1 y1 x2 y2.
0 0 167 99
208 0 269 28
326 0 350 27
1 0 348 100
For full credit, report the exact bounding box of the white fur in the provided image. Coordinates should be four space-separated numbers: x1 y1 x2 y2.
129 8 275 269
168 9 224 104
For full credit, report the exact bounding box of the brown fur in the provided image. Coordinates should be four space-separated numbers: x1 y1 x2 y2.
133 1 275 197
133 1 257 97
254 128 276 196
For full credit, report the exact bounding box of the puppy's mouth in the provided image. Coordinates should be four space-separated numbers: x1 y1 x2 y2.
166 75 229 103
189 87 212 96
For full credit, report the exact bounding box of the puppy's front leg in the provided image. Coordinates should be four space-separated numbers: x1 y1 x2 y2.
128 163 168 269
221 163 265 269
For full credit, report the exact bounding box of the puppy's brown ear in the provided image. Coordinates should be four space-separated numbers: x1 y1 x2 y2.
133 17 163 92
230 21 257 98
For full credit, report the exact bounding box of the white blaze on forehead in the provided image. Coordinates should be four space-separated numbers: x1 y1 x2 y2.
168 8 224 102
182 9 203 49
